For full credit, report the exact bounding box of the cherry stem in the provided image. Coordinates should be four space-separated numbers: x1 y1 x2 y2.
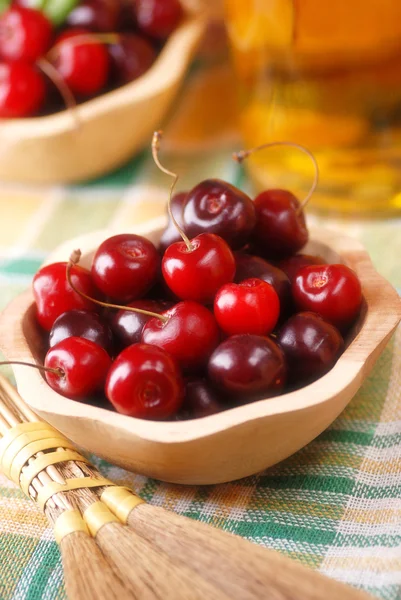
36 58 80 129
67 250 168 324
0 361 64 378
233 140 319 213
151 130 193 252
47 33 121 62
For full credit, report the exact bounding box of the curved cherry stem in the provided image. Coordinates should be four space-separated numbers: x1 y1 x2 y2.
36 58 80 128
233 140 319 212
0 361 64 378
151 130 193 252
67 250 168 324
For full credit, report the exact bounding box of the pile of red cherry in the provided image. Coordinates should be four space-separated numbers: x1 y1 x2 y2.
32 169 363 421
0 0 182 118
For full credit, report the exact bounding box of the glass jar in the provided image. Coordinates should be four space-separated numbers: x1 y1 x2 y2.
225 0 401 215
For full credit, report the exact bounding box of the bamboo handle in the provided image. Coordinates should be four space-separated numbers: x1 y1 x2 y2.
128 504 372 600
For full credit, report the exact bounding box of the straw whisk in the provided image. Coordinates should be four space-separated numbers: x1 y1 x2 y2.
0 374 372 600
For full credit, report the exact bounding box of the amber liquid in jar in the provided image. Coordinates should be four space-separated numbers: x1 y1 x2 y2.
225 0 401 215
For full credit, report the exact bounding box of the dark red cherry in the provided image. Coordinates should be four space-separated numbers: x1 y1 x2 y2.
134 0 183 40
162 233 235 304
52 28 109 96
277 312 344 385
0 61 45 117
183 378 222 418
33 262 98 332
111 299 169 348
109 34 156 85
0 7 52 62
142 301 219 370
91 234 159 303
159 191 188 254
105 343 184 419
66 0 120 32
292 264 362 330
183 179 256 249
235 252 292 318
208 334 286 398
278 254 327 283
253 189 308 259
45 337 112 400
214 278 280 336
49 309 113 352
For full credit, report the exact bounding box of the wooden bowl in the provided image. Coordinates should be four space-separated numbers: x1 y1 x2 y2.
0 219 400 484
0 18 204 185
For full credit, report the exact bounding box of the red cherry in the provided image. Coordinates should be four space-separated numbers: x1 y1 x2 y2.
91 234 159 303
278 254 326 283
49 309 113 353
253 189 308 259
33 262 98 331
0 7 52 62
214 278 280 336
52 28 109 96
111 299 169 348
134 0 183 40
0 61 45 117
66 0 121 32
142 301 219 370
292 264 362 330
105 343 184 419
45 337 111 400
183 378 222 418
162 233 235 304
234 252 292 319
183 179 256 249
109 34 156 85
277 312 344 385
208 334 286 398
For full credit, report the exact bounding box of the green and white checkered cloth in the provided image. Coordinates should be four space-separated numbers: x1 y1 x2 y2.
0 66 401 600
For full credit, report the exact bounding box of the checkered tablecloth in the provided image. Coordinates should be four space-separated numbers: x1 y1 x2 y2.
0 63 401 600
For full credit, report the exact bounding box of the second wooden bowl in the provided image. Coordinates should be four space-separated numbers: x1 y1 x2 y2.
0 17 204 184
0 219 400 484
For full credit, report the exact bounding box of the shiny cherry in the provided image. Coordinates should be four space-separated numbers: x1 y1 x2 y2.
277 312 344 386
183 378 222 418
111 299 169 348
278 254 326 283
253 189 308 259
66 0 120 31
109 34 156 85
52 28 109 96
0 7 52 62
45 336 111 400
183 179 256 249
134 0 183 40
293 264 362 330
162 233 235 304
49 309 113 352
159 191 188 254
106 343 184 419
208 334 286 398
214 278 280 336
142 301 219 370
235 252 292 318
33 262 98 332
0 61 45 117
91 233 159 303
